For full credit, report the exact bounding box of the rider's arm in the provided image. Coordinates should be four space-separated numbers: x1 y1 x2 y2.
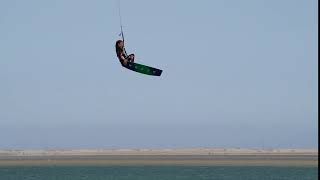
118 52 128 65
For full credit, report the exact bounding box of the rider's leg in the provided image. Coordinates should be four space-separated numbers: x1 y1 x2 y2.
128 54 135 62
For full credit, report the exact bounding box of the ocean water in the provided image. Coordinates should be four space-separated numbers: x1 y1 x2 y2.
0 166 317 180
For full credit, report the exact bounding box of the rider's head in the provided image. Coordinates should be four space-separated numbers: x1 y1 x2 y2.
116 40 124 49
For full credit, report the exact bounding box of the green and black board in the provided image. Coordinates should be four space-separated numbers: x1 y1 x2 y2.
122 62 162 76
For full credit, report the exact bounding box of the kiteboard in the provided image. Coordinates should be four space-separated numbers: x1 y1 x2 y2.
122 62 162 76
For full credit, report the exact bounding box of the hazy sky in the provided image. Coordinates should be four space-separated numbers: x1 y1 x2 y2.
0 0 318 149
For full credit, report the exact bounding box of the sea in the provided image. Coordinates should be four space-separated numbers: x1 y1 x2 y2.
0 165 317 180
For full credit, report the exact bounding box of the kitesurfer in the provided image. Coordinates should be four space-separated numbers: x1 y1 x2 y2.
115 40 135 65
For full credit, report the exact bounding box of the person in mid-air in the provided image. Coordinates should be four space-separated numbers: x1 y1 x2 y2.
115 40 135 66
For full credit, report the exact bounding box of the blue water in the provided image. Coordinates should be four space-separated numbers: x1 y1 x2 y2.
0 166 317 180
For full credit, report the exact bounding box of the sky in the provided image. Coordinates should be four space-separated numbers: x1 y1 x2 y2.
0 0 318 149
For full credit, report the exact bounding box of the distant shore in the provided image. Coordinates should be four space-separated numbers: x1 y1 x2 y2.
0 148 317 166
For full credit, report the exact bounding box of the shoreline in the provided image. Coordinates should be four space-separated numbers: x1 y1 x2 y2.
0 148 317 156
0 148 317 166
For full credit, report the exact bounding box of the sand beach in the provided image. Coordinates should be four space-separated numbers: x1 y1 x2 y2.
0 148 317 166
